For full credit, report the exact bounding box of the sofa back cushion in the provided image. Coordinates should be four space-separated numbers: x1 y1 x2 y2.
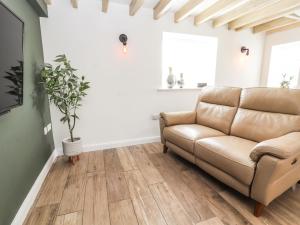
231 88 300 142
196 87 242 134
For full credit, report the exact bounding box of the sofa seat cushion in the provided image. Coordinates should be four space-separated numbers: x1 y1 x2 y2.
195 136 257 185
163 124 225 154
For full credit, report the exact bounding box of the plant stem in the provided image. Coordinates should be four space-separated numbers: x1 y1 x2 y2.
67 117 74 142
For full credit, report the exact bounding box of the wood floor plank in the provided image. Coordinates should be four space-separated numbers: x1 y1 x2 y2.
130 146 163 185
265 200 300 225
196 217 224 225
104 148 123 173
148 150 191 172
276 188 300 220
181 169 218 198
124 169 167 225
83 172 110 225
142 143 162 154
59 175 87 215
106 171 130 203
132 195 167 225
149 182 194 225
87 150 105 173
219 189 270 225
36 159 71 207
124 169 151 199
69 153 88 176
54 212 82 225
183 170 251 225
24 204 58 225
207 194 251 225
109 199 139 225
117 147 138 171
150 153 215 223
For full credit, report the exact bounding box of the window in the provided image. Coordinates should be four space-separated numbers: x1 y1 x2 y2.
267 41 300 88
162 32 218 88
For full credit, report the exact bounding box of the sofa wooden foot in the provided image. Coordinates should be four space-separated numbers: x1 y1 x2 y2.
254 202 265 217
163 145 168 153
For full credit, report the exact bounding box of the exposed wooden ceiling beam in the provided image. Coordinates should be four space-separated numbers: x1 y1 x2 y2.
71 0 78 8
154 0 174 20
267 21 300 34
253 17 298 33
44 0 51 5
235 7 300 31
213 0 278 28
194 0 248 26
130 0 144 16
102 0 109 13
228 0 300 30
174 0 204 23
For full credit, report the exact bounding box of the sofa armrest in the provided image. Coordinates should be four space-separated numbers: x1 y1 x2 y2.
251 153 300 206
160 111 196 127
250 132 300 162
159 111 196 145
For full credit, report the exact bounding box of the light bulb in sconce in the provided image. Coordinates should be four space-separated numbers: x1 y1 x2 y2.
123 45 127 53
119 34 128 54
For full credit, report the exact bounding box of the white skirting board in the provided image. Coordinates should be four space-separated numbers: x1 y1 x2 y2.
11 149 58 225
11 136 160 224
56 136 161 155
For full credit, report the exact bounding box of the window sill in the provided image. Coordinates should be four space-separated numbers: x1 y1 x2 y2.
157 87 203 92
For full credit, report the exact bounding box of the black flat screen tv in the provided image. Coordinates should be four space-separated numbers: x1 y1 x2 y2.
0 2 24 115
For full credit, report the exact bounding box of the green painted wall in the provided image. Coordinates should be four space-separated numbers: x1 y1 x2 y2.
0 0 54 224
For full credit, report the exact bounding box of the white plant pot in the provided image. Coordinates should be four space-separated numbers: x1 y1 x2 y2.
62 137 82 156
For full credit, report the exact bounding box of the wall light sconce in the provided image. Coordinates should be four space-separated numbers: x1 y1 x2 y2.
119 34 128 54
241 46 249 56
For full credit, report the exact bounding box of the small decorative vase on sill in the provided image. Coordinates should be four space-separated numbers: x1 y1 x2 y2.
167 67 176 88
177 73 184 88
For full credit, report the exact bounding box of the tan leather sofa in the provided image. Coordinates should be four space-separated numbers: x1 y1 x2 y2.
160 87 300 217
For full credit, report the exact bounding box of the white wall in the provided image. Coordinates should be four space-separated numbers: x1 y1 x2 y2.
261 27 300 86
40 1 265 150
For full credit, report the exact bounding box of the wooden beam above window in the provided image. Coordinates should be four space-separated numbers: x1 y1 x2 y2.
174 0 204 23
102 0 109 13
154 0 174 20
129 0 144 16
228 0 300 30
267 21 300 35
253 17 298 33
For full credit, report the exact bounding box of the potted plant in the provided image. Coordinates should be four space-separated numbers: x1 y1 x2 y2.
280 73 294 88
41 54 90 164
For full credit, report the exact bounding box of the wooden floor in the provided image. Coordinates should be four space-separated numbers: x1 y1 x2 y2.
24 143 300 225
